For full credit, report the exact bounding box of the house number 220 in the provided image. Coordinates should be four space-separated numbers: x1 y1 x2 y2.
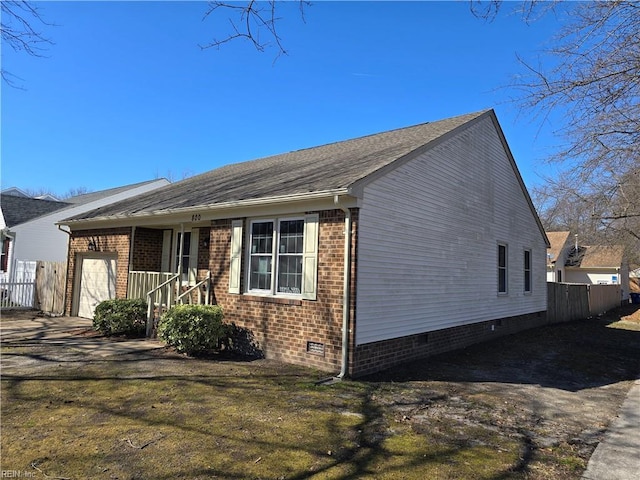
191 214 201 222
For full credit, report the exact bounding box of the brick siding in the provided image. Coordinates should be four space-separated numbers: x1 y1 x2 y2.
131 228 164 271
209 209 357 373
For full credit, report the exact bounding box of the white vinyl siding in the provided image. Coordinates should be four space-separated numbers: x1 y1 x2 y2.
355 116 548 345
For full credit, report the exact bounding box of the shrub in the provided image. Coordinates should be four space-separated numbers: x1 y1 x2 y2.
93 298 148 337
158 304 228 355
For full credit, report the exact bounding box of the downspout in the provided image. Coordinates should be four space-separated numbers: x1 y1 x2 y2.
334 195 351 379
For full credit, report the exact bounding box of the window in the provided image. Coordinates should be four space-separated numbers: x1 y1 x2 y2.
524 249 532 293
230 214 318 299
498 243 508 294
249 219 304 294
1 237 9 272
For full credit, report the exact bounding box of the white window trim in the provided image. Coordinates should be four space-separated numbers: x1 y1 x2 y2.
246 216 304 298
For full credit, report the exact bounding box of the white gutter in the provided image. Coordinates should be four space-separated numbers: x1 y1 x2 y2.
60 189 350 227
334 195 352 379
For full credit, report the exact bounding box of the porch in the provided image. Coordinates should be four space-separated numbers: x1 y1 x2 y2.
127 270 211 336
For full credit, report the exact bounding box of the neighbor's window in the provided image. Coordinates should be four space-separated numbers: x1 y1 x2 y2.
498 243 508 294
524 249 532 293
249 218 304 295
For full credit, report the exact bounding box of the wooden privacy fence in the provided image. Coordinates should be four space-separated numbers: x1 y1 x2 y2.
0 261 67 314
35 261 67 315
547 282 621 323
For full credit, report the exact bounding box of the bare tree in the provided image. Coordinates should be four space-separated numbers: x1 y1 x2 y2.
471 1 640 261
200 0 309 57
1 0 53 85
20 186 91 201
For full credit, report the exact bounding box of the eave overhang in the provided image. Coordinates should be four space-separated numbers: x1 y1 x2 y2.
58 189 357 230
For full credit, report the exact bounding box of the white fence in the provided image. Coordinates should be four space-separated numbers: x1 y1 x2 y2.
0 260 36 309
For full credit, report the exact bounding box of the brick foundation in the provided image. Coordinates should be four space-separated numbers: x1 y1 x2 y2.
350 311 548 377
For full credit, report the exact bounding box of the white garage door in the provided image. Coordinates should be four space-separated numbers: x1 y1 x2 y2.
77 256 117 319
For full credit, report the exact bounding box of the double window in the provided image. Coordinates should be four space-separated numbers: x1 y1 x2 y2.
229 215 319 299
249 219 305 294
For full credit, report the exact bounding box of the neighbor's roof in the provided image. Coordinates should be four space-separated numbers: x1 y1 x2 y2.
0 195 70 227
63 179 170 205
546 231 571 264
567 245 626 268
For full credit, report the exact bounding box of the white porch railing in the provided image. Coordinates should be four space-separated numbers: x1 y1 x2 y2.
127 271 212 337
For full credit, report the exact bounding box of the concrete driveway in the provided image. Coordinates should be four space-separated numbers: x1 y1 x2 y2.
0 312 163 357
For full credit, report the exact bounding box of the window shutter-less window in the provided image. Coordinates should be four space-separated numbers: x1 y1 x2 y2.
229 220 243 294
302 214 319 300
188 228 199 284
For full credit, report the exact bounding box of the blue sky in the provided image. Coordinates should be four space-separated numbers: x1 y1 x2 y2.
1 1 567 196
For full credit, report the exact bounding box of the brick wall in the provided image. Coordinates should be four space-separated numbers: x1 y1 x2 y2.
65 228 132 315
210 209 357 373
132 228 163 271
350 311 548 377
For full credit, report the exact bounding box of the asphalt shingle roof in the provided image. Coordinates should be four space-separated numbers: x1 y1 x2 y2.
570 245 626 268
1 195 71 227
65 110 489 222
546 231 571 265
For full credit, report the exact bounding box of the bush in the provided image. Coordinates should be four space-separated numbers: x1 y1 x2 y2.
93 298 148 337
158 304 228 355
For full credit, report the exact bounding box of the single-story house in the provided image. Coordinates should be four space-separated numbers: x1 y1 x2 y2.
61 109 549 377
1 179 169 282
546 230 630 302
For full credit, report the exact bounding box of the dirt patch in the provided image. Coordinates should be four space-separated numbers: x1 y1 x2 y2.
2 305 639 479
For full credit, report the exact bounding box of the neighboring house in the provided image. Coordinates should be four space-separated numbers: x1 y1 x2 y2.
565 244 630 301
61 110 549 377
546 230 630 302
0 179 170 282
546 231 572 282
0 195 71 281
